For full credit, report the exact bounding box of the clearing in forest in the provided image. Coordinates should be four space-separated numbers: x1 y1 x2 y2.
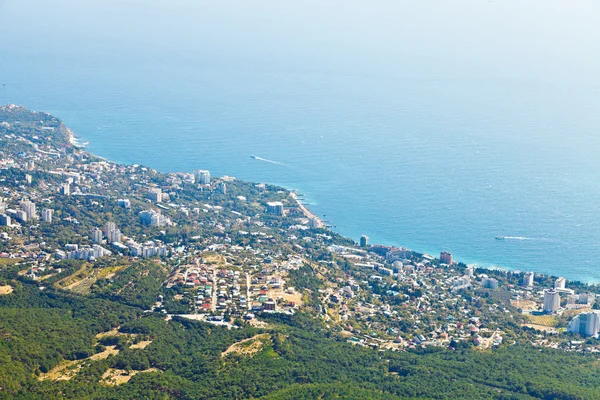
130 340 152 349
56 264 128 295
0 285 13 295
221 333 271 358
39 346 120 382
100 368 160 386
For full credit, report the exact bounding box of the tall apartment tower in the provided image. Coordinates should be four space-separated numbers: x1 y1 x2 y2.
554 277 566 290
522 272 534 287
543 289 560 313
360 235 369 247
107 229 122 244
59 182 71 195
41 208 53 223
568 311 600 336
266 202 284 216
194 170 211 184
0 214 11 226
21 200 37 220
440 251 453 265
92 228 104 244
104 222 116 237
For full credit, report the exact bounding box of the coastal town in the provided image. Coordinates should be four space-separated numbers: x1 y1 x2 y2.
2 103 600 361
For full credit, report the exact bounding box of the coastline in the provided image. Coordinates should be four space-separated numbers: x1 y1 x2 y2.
65 127 87 148
290 192 325 229
18 105 596 286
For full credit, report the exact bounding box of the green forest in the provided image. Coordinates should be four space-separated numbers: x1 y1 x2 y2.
1 276 600 399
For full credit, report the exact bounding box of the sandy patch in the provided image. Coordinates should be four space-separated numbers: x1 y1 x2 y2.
39 360 81 381
221 333 270 358
247 319 273 329
96 328 124 339
101 368 159 386
89 345 120 361
267 288 303 305
130 340 152 350
0 285 13 295
40 346 121 381
203 253 226 264
511 300 537 311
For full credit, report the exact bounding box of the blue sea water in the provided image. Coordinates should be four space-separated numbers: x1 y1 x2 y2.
1 0 600 282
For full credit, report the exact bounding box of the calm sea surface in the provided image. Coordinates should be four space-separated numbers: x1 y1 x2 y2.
1 0 600 281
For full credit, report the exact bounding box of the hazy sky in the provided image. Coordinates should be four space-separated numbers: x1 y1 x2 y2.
1 0 599 84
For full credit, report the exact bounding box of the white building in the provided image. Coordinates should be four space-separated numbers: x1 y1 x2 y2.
15 210 27 223
92 228 103 244
117 199 131 209
21 200 36 220
104 222 116 237
0 214 11 226
522 272 534 287
140 210 171 227
60 182 71 195
568 311 600 336
67 245 112 261
543 289 560 313
194 170 211 184
41 208 53 223
106 228 122 244
554 277 566 290
483 277 499 289
147 188 163 203
578 292 595 306
267 201 284 216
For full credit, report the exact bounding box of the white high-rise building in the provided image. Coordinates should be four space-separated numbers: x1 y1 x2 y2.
543 289 560 313
0 214 11 226
21 200 37 220
59 182 71 195
15 210 27 223
140 210 171 227
107 229 122 244
194 170 211 184
104 222 116 237
554 277 566 290
578 293 595 306
522 272 534 287
92 228 103 244
568 311 600 336
147 188 163 203
267 201 284 216
41 208 53 223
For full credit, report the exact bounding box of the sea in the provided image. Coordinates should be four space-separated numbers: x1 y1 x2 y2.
1 0 600 282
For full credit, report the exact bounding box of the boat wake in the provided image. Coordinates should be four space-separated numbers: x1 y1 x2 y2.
503 236 530 240
251 155 285 166
495 236 550 241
